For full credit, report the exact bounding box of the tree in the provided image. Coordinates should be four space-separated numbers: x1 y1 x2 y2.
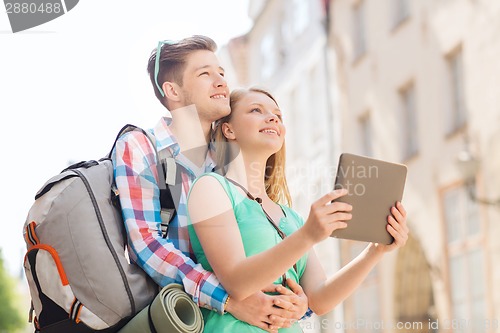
0 249 24 333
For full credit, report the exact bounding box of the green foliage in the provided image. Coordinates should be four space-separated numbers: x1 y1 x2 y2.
0 249 24 332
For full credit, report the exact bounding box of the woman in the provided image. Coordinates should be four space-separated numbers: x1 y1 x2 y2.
187 88 408 332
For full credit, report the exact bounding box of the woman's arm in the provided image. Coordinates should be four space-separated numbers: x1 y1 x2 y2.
188 175 351 301
300 244 383 315
301 202 408 315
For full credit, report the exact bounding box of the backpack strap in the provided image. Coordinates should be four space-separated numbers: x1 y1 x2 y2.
110 124 178 238
155 148 178 237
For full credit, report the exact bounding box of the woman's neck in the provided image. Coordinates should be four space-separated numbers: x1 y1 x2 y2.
224 152 269 200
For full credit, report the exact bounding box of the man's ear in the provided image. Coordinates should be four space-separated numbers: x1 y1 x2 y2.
222 123 236 140
162 81 182 102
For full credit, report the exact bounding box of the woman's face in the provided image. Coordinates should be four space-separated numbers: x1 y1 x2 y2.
223 91 286 154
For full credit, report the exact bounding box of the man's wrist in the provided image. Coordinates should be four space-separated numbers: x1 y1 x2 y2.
223 295 231 313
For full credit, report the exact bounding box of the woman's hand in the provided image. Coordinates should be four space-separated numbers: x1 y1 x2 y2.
374 201 409 252
302 189 352 244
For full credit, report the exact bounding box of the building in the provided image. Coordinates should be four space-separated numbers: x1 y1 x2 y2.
224 0 500 332
330 0 500 332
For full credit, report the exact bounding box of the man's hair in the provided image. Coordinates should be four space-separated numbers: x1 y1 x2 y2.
213 87 292 207
147 35 218 108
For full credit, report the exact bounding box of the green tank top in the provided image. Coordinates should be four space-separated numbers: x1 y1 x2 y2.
188 172 307 333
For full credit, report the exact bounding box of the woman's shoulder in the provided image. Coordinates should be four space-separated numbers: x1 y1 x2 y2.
192 173 252 208
190 172 235 205
192 172 225 191
192 172 227 189
188 173 235 222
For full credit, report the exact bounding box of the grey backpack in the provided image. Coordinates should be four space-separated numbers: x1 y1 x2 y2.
23 125 174 333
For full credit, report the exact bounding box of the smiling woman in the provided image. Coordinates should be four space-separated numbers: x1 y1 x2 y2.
0 0 251 276
187 87 409 332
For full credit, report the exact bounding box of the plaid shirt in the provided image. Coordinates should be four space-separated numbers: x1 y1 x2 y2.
112 117 227 313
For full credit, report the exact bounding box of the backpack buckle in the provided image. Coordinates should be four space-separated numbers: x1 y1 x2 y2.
160 209 174 238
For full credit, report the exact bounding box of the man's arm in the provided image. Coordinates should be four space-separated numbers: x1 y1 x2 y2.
113 131 227 313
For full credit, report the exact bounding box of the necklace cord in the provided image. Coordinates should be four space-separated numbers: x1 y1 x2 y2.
225 177 298 286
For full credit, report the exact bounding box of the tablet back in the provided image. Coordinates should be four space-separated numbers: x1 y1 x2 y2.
330 153 407 244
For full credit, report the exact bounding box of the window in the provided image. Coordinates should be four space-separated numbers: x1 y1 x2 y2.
448 250 486 333
359 113 373 156
443 186 486 333
278 14 291 65
310 64 326 142
286 88 297 159
399 83 418 159
291 0 310 36
352 1 367 60
260 33 277 80
392 0 410 28
443 186 480 244
446 48 467 134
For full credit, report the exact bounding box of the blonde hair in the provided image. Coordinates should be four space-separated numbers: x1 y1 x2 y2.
213 87 292 206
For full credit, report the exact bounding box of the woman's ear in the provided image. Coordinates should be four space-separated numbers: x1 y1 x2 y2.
162 81 181 102
222 123 236 140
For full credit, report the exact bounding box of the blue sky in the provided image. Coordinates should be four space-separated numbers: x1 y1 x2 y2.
0 0 252 275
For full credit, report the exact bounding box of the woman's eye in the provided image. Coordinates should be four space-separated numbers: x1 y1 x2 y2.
199 72 209 76
219 72 225 77
251 108 262 113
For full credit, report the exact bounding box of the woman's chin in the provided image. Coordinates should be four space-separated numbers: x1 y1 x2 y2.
260 143 283 156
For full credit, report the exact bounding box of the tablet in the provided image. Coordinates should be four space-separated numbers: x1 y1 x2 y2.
330 153 407 244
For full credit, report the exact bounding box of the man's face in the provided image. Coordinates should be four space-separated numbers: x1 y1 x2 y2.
178 50 231 123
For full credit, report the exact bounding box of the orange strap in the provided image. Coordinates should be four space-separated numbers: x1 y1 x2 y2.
24 221 40 247
25 244 69 286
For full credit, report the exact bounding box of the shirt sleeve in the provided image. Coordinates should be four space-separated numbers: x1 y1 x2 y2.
112 130 228 313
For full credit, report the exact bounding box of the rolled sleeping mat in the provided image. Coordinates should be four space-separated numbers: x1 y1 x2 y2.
118 283 204 333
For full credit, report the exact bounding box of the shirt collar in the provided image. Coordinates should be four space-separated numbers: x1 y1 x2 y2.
151 117 181 157
151 116 216 175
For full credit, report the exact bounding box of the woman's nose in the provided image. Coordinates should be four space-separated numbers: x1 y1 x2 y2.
266 113 279 122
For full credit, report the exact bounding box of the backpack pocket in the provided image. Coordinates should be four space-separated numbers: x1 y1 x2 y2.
24 243 108 332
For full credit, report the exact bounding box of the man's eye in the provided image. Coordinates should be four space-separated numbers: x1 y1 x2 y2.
219 72 225 77
199 72 209 76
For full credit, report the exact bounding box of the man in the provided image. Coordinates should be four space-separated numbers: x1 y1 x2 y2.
112 35 308 331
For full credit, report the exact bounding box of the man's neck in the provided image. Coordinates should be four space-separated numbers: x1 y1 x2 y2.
169 105 212 167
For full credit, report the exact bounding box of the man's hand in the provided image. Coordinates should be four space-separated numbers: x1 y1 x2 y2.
226 282 309 332
280 279 309 324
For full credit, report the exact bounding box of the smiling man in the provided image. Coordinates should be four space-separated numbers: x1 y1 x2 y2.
111 35 308 332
